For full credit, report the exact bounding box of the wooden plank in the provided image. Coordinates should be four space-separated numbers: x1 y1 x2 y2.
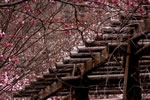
70 52 100 59
60 73 150 82
63 58 92 64
14 73 150 97
96 34 131 41
123 39 142 100
94 99 122 100
94 97 150 100
56 63 84 69
100 48 109 62
38 81 63 100
43 72 70 78
110 19 122 27
78 46 106 52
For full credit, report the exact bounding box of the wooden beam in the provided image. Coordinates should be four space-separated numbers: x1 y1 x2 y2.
123 40 141 100
78 46 105 52
110 19 122 27
70 52 100 59
63 58 92 64
70 87 89 100
56 63 84 69
96 34 131 41
38 81 63 100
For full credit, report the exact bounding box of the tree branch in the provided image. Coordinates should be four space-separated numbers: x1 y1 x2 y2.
0 0 28 7
131 30 150 43
134 43 150 56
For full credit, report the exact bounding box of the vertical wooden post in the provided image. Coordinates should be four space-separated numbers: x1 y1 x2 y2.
31 94 39 100
70 87 89 100
123 40 141 100
123 40 131 100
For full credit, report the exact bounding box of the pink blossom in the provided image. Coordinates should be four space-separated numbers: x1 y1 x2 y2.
0 55 3 59
33 0 37 3
0 30 5 38
4 0 9 3
64 30 70 34
5 43 13 47
49 0 55 4
21 21 25 25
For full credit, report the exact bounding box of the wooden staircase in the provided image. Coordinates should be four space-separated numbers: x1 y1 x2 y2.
14 11 150 100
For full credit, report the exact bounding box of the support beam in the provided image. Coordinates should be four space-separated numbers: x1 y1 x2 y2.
123 40 141 100
38 81 63 100
70 87 89 100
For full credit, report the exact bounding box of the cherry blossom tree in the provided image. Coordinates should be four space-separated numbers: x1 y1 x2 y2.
0 0 149 99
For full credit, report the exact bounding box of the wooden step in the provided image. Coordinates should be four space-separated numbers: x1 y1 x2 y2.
56 63 84 69
43 72 70 78
95 34 131 41
110 19 122 27
63 58 92 64
101 27 131 34
90 70 123 75
70 52 100 58
78 46 106 52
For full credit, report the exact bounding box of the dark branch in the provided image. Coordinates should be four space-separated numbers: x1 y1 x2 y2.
0 0 28 7
134 43 150 56
131 30 150 43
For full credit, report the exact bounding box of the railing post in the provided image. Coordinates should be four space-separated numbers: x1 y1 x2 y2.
123 40 141 100
70 87 89 100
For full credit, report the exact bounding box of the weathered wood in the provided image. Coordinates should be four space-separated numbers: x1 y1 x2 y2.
94 99 122 100
63 58 93 76
70 88 89 100
38 81 63 100
36 77 57 82
110 19 122 27
56 63 84 69
96 34 131 41
13 12 150 100
123 40 141 100
102 26 132 34
108 41 150 49
70 52 102 66
89 89 122 94
93 97 150 100
90 70 123 75
63 58 92 64
101 27 118 34
43 72 70 78
70 52 100 59
108 41 150 53
78 46 105 52
14 72 150 97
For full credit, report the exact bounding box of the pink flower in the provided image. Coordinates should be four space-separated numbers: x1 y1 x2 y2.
49 0 55 4
5 43 13 47
33 0 36 3
21 21 25 25
0 30 5 38
0 55 3 59
5 0 9 3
